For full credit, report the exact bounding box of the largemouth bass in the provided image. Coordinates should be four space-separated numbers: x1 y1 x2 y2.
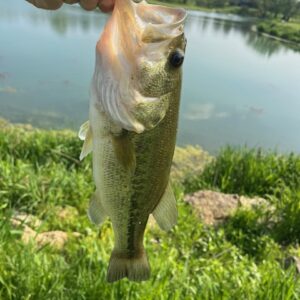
79 0 186 282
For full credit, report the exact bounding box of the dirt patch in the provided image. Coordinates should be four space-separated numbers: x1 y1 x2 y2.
11 213 42 229
184 190 268 225
56 205 79 221
11 213 80 250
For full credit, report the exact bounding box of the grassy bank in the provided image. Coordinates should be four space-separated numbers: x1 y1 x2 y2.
257 20 300 45
1 121 300 299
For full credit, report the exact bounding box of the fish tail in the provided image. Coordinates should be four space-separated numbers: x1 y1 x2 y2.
107 248 150 283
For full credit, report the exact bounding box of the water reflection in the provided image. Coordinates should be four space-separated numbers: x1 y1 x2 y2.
187 13 289 57
184 103 230 121
246 33 285 57
0 72 9 80
0 2 294 57
0 2 108 35
45 9 109 34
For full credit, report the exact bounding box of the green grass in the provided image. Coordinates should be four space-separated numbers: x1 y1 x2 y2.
1 122 300 299
184 146 300 196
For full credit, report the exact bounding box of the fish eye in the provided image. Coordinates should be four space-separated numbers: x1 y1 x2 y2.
169 50 184 68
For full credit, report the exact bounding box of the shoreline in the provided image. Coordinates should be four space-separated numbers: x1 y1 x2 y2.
251 24 300 49
149 0 300 49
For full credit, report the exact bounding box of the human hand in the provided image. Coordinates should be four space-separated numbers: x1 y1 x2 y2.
26 0 115 12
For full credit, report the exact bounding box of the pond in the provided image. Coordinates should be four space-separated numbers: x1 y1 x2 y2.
1 1 300 153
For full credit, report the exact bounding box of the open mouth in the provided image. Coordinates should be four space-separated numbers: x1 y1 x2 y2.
133 1 187 43
136 2 187 26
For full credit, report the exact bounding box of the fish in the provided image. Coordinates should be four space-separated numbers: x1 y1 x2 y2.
79 0 187 283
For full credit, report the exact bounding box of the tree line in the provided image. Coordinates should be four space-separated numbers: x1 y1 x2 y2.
163 0 300 21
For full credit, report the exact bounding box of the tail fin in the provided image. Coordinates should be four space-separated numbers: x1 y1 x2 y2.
107 249 150 283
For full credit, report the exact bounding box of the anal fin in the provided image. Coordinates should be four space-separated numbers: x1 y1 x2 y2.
152 181 177 231
88 192 107 225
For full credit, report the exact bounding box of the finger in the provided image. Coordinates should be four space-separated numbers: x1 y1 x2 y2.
98 0 114 13
64 0 79 4
80 0 98 10
26 0 63 10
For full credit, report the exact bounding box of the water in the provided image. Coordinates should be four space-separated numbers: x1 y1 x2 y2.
1 1 300 153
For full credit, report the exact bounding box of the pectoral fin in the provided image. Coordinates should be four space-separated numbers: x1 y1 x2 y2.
112 130 136 172
88 192 107 225
152 182 177 231
78 120 90 140
79 121 93 161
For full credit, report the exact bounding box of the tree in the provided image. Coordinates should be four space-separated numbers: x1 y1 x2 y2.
280 0 300 21
257 0 273 17
210 0 228 7
195 0 209 6
229 0 259 8
195 0 228 7
269 0 283 17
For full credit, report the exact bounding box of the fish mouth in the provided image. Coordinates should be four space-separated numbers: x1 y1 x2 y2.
133 1 187 43
111 1 187 47
136 2 187 26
